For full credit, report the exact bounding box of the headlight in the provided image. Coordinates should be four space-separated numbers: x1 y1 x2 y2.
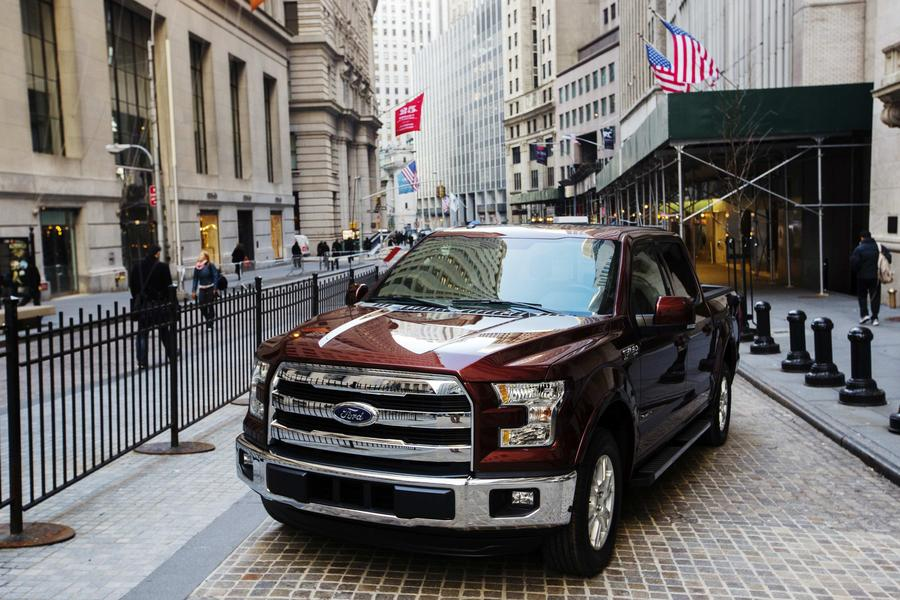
493 381 565 448
249 360 270 420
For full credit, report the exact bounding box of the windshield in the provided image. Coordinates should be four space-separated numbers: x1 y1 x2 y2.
372 236 619 316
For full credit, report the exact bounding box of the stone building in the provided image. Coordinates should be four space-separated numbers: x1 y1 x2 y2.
1 0 293 294
286 0 381 246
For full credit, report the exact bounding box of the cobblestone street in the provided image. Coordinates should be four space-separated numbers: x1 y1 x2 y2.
191 377 900 600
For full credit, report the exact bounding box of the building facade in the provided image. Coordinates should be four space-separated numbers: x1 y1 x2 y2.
1 0 293 294
286 0 381 245
411 0 507 228
501 0 603 223
869 0 900 297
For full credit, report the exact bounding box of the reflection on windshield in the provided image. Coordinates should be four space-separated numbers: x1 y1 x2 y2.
373 236 619 315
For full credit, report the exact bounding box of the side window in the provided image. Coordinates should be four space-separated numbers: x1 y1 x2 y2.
659 242 699 300
630 245 669 315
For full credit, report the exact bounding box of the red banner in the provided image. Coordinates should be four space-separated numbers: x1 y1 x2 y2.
395 93 424 135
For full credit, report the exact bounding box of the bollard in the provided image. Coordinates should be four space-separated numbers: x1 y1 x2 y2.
889 288 897 310
782 310 813 372
890 406 900 434
750 301 780 355
804 317 845 387
838 327 886 406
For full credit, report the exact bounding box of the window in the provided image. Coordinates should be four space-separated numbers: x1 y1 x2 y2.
513 172 522 190
610 94 616 113
659 242 699 300
630 245 669 315
284 1 298 35
603 8 609 24
530 169 539 189
546 166 554 186
189 37 209 174
263 75 276 183
611 3 616 20
512 146 521 164
578 78 583 95
601 66 607 85
609 63 615 82
21 0 64 155
229 57 245 178
593 70 598 88
593 100 599 118
601 97 607 116
106 0 152 168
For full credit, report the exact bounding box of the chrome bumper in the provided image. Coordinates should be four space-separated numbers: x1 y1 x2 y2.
236 435 576 530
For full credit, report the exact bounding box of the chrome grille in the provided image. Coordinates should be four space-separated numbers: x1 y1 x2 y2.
268 363 473 470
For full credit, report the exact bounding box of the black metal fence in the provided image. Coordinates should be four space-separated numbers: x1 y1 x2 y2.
1 265 379 531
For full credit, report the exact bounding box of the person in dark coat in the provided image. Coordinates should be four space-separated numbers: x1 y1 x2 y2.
192 251 220 330
850 230 892 326
17 257 42 306
291 241 302 268
129 245 175 368
231 243 247 281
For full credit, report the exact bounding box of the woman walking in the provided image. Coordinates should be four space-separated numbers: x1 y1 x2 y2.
192 251 220 330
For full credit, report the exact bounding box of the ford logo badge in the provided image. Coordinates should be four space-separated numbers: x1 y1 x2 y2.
332 402 378 427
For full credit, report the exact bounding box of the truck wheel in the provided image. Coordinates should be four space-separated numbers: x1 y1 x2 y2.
701 365 732 446
542 428 622 576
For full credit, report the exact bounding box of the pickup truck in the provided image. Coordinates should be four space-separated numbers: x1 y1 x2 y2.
236 224 740 576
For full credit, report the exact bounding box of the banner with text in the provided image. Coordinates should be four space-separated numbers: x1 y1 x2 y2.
395 93 425 135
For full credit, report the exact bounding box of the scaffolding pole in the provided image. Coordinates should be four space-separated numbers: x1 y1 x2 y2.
816 137 826 296
677 145 685 238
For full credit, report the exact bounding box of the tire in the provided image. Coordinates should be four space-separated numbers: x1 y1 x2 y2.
701 363 732 446
542 428 622 576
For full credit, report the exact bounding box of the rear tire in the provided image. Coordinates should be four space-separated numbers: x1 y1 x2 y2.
702 364 732 446
542 428 622 576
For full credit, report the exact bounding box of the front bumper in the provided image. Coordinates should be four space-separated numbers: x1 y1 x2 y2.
236 435 577 530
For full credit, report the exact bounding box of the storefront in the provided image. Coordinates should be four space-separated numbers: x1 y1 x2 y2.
40 209 78 295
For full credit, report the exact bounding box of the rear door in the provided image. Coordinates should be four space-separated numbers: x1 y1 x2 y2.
629 241 687 458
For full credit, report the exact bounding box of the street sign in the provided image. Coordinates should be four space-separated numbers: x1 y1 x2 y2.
149 185 157 207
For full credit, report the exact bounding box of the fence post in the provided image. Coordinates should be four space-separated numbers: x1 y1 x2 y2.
136 286 214 455
804 317 845 387
349 268 355 284
311 273 319 317
255 276 263 349
1 298 75 547
838 327 885 406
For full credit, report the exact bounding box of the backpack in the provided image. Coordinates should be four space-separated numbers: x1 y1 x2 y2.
878 244 894 284
214 264 228 291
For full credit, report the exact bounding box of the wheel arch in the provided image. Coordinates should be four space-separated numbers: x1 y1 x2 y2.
575 389 637 480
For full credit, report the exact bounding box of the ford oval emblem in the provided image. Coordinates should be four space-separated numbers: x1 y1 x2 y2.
331 402 378 427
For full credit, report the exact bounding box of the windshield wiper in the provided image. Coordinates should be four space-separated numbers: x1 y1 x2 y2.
369 295 456 310
451 299 556 315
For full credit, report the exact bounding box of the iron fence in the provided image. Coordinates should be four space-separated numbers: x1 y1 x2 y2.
1 265 379 534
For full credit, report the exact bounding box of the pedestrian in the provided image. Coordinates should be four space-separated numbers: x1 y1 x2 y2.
850 230 892 326
291 240 302 268
192 250 220 330
16 257 42 306
231 243 247 281
129 245 175 368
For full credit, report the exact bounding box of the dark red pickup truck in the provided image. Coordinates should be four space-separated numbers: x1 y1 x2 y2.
236 225 740 575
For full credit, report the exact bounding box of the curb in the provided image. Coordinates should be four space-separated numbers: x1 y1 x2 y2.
738 364 900 486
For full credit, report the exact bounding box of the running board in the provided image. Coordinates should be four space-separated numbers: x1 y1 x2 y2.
631 420 711 487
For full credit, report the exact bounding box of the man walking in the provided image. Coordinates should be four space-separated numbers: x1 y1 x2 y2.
130 245 176 368
850 231 892 326
231 243 247 281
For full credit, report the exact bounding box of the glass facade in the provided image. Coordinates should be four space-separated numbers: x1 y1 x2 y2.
20 0 65 155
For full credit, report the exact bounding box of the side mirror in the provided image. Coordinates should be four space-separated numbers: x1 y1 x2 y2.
345 283 369 306
653 296 695 329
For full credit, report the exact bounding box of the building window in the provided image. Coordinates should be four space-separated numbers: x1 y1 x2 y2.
106 0 152 169
189 37 209 174
593 70 599 88
611 3 616 20
229 57 245 179
512 146 521 164
284 1 298 35
603 7 608 24
20 0 64 155
610 94 616 113
602 97 607 116
263 75 276 183
530 170 538 190
513 172 522 191
609 63 615 82
593 100 599 118
601 66 607 85
547 166 554 186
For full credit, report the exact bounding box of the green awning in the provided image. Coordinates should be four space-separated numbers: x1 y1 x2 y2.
596 83 873 193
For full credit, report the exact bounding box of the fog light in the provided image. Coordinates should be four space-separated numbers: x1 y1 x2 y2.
511 490 535 507
238 450 253 480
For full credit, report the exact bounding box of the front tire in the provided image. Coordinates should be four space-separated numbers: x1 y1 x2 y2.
702 364 732 446
542 428 622 576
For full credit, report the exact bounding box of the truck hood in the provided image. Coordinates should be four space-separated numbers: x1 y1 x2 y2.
279 303 616 380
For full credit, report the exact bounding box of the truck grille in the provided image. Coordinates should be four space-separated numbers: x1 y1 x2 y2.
268 363 473 473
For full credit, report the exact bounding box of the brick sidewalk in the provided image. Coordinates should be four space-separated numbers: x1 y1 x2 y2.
737 285 900 482
0 404 249 600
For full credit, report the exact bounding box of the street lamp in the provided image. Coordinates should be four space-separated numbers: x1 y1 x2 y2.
106 143 164 257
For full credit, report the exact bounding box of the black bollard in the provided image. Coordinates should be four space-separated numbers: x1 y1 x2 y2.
781 310 813 372
838 327 886 406
890 406 900 434
750 301 780 355
805 317 845 387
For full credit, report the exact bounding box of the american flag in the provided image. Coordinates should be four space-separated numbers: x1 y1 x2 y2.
401 162 419 192
645 44 689 93
662 19 719 85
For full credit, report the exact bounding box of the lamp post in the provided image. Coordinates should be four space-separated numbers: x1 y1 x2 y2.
106 143 164 256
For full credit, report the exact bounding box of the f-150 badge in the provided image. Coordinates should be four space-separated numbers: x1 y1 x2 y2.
621 344 639 361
